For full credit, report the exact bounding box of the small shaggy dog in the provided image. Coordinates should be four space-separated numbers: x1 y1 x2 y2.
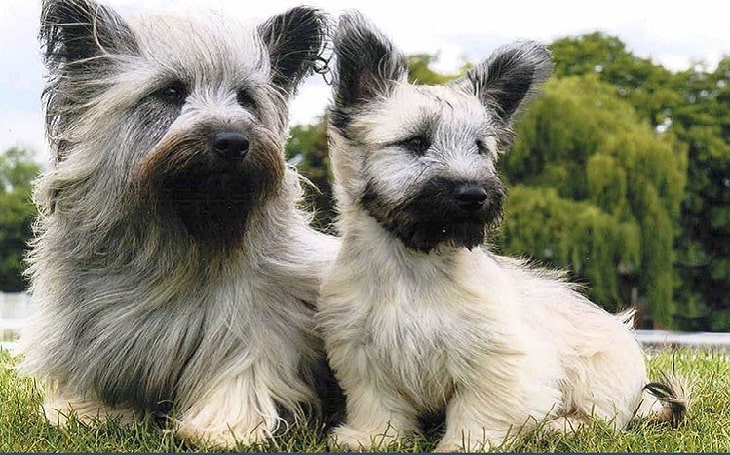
19 0 340 447
317 12 689 452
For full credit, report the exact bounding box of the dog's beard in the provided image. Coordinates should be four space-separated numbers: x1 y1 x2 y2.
159 163 271 246
134 129 284 248
361 177 505 253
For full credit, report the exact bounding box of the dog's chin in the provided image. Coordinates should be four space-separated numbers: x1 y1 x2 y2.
158 162 274 247
396 219 488 254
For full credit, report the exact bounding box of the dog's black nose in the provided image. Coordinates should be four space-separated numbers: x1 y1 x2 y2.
212 131 249 161
455 183 488 211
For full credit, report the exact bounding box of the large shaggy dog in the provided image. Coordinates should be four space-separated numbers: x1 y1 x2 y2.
19 0 339 447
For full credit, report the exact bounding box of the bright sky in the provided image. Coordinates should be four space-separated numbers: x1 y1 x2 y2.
1 0 728 164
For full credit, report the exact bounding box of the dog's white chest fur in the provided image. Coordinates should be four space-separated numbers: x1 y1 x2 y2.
319 221 527 414
349 279 471 410
319 216 655 450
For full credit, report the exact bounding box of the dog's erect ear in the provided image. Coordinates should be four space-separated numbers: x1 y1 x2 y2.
40 0 138 72
329 11 408 126
41 0 139 164
453 41 552 125
258 7 327 95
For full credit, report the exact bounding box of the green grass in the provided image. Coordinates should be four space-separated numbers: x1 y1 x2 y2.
1 347 729 452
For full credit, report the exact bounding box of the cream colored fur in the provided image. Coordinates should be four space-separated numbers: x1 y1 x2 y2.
319 212 668 451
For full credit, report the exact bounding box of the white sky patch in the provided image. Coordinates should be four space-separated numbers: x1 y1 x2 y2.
289 80 331 126
0 111 50 164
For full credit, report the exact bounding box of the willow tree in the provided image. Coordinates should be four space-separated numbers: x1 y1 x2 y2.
498 74 687 328
550 32 730 330
549 32 681 128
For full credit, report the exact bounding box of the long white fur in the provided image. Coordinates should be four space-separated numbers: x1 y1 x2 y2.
320 211 664 451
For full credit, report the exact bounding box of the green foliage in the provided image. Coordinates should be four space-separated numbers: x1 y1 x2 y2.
550 32 682 126
498 186 641 310
551 32 730 329
0 148 40 291
2 348 728 452
407 54 461 85
500 75 686 327
670 58 730 330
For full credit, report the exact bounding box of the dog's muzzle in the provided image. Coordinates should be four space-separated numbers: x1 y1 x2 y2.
361 177 505 253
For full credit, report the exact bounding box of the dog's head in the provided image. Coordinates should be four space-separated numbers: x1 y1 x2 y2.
38 0 326 247
328 12 552 253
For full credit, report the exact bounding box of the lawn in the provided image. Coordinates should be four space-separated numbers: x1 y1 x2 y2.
1 347 728 452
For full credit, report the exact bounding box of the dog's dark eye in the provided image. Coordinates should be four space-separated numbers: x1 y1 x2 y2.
237 89 256 110
476 139 490 155
397 136 430 155
152 81 188 105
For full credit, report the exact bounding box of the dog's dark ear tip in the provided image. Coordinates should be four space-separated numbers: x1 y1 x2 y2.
333 10 379 51
519 40 554 79
457 39 553 124
336 10 366 30
330 10 407 110
258 6 329 93
39 0 137 68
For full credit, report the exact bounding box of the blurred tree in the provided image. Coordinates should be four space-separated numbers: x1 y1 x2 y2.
670 58 730 330
550 32 681 127
551 32 730 330
0 147 40 291
499 75 687 328
497 186 641 310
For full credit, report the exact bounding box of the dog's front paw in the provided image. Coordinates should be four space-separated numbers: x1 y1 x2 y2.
175 388 281 448
43 395 139 427
174 369 294 448
434 440 463 453
175 415 275 449
328 424 404 451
